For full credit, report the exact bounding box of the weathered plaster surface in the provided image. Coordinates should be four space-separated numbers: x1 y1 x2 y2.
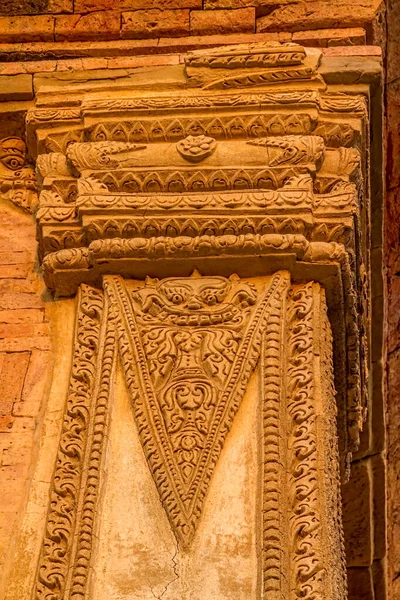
94 368 259 600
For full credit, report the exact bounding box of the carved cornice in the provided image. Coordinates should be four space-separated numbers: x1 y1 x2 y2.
184 42 307 69
41 235 347 280
184 43 323 90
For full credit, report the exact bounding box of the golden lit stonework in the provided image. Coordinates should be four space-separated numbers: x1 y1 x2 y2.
2 40 379 600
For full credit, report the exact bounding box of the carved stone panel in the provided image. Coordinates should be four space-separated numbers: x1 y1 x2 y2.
31 273 346 600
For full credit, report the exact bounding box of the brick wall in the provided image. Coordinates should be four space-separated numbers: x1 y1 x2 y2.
386 0 400 598
0 203 51 583
0 0 382 45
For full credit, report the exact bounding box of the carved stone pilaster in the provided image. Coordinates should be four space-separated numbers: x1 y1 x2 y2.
23 40 378 600
32 273 346 600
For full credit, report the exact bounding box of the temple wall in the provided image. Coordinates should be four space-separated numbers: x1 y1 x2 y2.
0 1 394 599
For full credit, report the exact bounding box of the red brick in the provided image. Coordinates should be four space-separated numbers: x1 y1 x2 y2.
55 11 121 42
0 492 23 510
22 350 51 403
292 27 366 47
204 0 254 5
9 416 35 433
0 323 49 339
12 401 41 418
0 0 72 14
256 1 376 33
0 239 36 255
0 463 29 481
0 416 14 432
0 225 36 243
48 0 74 12
107 55 181 69
342 459 373 566
156 31 291 51
0 400 13 416
121 0 201 6
0 309 45 325
0 352 30 415
347 567 374 599
75 0 201 9
0 338 51 352
0 279 42 294
74 0 116 12
0 252 34 266
322 45 382 56
0 211 32 227
0 265 31 279
0 438 33 465
0 15 55 43
0 479 25 499
203 0 286 9
0 293 44 310
122 9 189 39
190 8 255 36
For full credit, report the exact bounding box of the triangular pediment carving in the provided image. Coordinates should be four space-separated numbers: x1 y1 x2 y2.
105 271 289 547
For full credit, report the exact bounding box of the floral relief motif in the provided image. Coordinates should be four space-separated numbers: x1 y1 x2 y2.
176 134 217 163
285 283 325 599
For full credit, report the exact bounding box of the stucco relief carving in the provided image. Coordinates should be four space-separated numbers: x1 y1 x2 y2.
184 42 307 69
29 46 368 455
67 141 147 172
105 271 289 548
33 285 117 600
184 42 322 90
247 134 325 166
176 134 217 163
